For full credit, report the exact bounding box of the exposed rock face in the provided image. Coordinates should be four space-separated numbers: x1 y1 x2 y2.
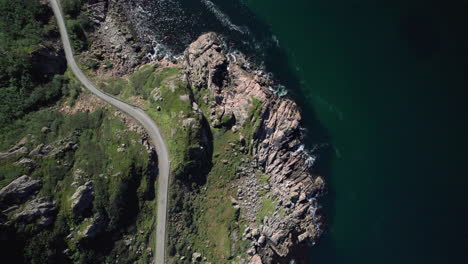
184 33 325 260
0 146 30 161
80 213 107 241
192 252 202 263
250 255 263 264
79 2 325 259
70 182 94 218
15 158 37 171
83 0 152 77
0 176 42 208
29 143 54 156
14 197 57 230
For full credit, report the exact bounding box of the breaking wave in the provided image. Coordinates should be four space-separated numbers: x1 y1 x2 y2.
200 0 250 35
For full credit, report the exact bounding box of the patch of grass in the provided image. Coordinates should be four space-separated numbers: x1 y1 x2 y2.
177 88 265 262
99 78 128 97
187 128 250 261
105 65 195 171
256 196 277 224
0 162 28 189
95 65 201 263
258 173 269 186
128 65 181 100
242 97 263 151
90 64 268 263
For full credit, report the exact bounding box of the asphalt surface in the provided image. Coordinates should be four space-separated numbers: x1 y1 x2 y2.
50 1 170 263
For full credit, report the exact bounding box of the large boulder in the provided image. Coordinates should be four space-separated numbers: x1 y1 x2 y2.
0 175 42 208
15 158 37 171
249 255 263 264
70 182 94 218
14 197 57 230
81 213 107 241
191 252 202 263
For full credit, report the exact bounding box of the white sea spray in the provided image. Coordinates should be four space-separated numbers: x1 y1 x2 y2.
146 41 173 61
200 0 250 35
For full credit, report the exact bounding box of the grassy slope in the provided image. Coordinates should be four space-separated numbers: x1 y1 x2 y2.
0 1 157 263
0 74 156 263
96 64 268 263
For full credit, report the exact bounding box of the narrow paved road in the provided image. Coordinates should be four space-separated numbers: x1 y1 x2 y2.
50 1 169 263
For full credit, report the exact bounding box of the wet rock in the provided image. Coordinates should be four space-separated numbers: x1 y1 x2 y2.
297 231 310 243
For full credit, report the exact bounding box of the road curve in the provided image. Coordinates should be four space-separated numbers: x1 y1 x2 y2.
49 1 170 263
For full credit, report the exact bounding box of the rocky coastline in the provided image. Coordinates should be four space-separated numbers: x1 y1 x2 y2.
182 33 325 262
57 0 327 262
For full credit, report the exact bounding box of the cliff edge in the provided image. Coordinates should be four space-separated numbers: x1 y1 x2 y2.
183 33 325 262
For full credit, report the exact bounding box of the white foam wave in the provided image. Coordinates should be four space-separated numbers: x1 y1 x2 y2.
272 34 280 47
201 0 249 35
268 84 288 97
146 41 174 61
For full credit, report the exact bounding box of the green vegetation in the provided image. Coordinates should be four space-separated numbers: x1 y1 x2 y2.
0 0 89 125
242 97 263 149
258 173 269 186
0 2 159 263
61 0 91 52
0 95 156 263
184 101 265 262
99 78 127 96
257 173 270 197
256 197 277 224
0 0 64 126
98 64 198 172
97 63 270 262
61 0 83 17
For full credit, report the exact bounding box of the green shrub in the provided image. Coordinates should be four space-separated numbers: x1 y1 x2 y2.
61 0 83 17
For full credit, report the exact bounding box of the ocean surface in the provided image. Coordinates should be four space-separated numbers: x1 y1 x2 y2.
132 0 468 263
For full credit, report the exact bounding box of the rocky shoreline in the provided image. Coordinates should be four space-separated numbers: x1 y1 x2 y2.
183 33 325 262
80 1 326 262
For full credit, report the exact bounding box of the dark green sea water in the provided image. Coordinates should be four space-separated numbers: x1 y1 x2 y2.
136 0 467 262
240 0 468 263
